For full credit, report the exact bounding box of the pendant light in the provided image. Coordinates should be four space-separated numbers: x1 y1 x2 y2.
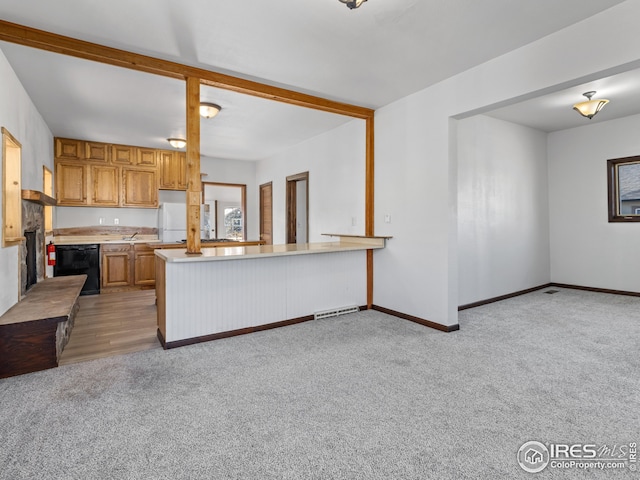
573 91 609 119
339 0 367 9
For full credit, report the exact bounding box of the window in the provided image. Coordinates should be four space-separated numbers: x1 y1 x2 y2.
2 127 22 247
607 156 640 222
224 207 243 240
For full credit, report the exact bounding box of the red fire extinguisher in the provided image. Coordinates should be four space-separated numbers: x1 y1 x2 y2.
47 241 56 266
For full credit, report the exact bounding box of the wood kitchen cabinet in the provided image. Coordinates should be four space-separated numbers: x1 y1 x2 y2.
91 165 120 206
101 243 156 292
122 168 158 208
85 142 109 163
159 150 187 190
134 244 156 286
111 144 136 165
56 159 158 208
56 162 120 207
54 137 171 208
101 244 132 289
55 138 83 161
137 148 157 167
56 161 87 206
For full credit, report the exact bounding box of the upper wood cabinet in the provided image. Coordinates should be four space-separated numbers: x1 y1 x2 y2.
91 165 120 206
56 161 87 206
159 150 187 190
54 137 176 208
122 168 158 208
137 148 157 167
55 138 84 161
111 144 136 165
85 142 109 163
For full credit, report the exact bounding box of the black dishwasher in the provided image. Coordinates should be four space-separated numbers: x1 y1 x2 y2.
54 244 100 295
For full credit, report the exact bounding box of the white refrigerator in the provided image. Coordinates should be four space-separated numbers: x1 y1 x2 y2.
158 203 211 242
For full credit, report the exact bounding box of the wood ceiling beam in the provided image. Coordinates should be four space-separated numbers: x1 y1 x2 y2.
0 20 374 119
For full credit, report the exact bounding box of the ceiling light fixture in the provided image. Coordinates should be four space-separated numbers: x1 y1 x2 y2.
339 0 367 9
573 91 609 119
167 138 186 149
199 102 221 119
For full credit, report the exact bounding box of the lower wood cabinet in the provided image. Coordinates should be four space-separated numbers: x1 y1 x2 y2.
101 243 156 292
134 244 156 286
101 244 132 289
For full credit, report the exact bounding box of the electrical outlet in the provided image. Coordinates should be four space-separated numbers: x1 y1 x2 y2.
114 218 119 225
351 217 357 226
384 214 391 224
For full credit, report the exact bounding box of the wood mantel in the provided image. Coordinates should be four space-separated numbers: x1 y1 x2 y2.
22 190 57 206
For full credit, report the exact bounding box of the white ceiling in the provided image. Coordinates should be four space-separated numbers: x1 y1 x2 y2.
0 41 353 160
0 0 630 157
486 67 640 132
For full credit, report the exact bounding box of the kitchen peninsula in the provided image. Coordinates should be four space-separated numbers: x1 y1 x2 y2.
155 235 388 348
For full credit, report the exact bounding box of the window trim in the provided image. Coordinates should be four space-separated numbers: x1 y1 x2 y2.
607 155 640 223
2 127 23 247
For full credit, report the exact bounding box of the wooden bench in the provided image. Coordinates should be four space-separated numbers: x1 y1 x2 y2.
0 275 86 378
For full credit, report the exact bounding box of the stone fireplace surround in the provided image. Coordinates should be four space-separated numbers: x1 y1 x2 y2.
21 199 45 297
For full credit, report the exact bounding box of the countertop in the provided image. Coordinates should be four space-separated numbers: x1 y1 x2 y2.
148 240 264 249
53 235 264 248
53 235 161 246
155 239 386 263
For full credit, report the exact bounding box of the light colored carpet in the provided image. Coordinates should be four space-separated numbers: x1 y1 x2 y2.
1 287 638 479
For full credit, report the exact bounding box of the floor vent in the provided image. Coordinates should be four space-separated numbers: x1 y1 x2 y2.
545 290 560 294
314 305 359 320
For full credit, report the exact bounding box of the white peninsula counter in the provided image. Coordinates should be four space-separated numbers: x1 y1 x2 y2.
155 236 387 348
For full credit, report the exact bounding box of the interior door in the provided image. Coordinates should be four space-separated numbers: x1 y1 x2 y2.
286 172 309 244
260 182 273 245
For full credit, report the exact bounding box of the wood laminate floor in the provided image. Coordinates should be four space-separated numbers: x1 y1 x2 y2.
59 290 160 366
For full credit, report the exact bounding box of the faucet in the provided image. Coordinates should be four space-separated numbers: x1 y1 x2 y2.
122 232 139 241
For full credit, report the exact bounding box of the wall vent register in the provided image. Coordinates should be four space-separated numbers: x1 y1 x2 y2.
314 305 359 320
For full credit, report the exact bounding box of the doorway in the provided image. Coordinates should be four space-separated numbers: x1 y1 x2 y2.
259 182 273 245
286 172 309 244
202 182 246 240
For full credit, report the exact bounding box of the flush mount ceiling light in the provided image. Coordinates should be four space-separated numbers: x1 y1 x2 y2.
167 138 186 149
339 0 367 9
199 102 221 119
573 91 609 119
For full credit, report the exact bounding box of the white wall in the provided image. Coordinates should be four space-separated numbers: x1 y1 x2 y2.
374 1 640 327
256 119 365 245
201 156 258 240
55 206 159 229
548 113 640 292
457 115 550 306
0 48 54 315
